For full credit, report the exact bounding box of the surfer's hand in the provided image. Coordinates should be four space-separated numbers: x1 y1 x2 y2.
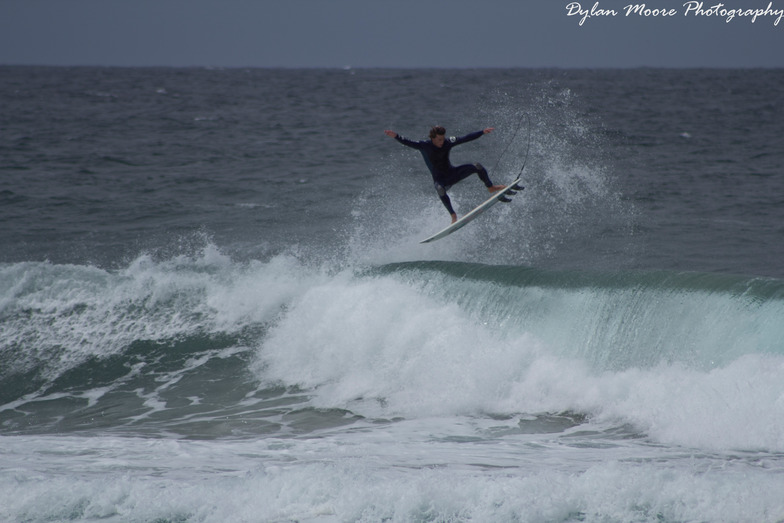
384 130 397 138
483 128 494 134
450 213 458 224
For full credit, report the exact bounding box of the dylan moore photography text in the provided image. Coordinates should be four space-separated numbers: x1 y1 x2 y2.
565 1 784 25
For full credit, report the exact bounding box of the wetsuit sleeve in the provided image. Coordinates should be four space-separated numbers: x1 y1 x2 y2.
394 135 424 150
450 130 484 146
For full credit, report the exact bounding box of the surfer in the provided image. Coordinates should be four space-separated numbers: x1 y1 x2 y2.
384 126 506 223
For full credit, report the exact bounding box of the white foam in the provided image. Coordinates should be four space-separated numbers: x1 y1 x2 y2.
2 433 783 522
0 249 317 381
255 272 544 417
254 268 784 452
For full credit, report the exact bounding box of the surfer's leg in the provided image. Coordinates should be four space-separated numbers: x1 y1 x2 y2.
434 182 457 217
473 163 493 187
450 163 502 189
450 163 506 193
474 163 506 193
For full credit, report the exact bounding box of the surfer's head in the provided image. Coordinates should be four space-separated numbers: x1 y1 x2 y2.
429 126 446 147
429 126 446 139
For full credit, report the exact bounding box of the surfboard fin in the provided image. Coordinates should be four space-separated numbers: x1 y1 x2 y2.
511 183 524 191
499 195 513 203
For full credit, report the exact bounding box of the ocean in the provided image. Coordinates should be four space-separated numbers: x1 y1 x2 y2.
1 66 783 522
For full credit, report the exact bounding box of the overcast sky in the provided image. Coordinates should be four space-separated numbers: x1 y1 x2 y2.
1 0 782 68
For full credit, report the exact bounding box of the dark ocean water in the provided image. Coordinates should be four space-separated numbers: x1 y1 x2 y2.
3 67 783 275
1 66 784 522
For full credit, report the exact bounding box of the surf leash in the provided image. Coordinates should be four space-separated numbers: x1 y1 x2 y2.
491 112 532 179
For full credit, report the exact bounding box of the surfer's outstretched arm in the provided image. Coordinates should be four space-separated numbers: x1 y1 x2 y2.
385 130 424 150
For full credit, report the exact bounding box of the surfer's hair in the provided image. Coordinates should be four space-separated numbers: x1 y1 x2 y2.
429 126 446 139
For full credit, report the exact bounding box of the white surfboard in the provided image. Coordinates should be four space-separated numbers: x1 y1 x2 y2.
420 178 523 243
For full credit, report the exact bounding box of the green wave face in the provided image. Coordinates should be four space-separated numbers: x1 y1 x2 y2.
375 261 784 370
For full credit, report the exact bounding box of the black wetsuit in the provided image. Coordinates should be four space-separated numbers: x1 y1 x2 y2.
394 131 493 215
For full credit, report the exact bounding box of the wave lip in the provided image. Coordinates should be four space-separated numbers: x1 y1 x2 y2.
377 261 784 367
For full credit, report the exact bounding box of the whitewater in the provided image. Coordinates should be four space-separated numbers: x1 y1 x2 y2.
1 66 784 522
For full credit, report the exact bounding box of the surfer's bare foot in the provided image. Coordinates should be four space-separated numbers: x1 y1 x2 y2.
488 184 506 193
450 213 458 224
